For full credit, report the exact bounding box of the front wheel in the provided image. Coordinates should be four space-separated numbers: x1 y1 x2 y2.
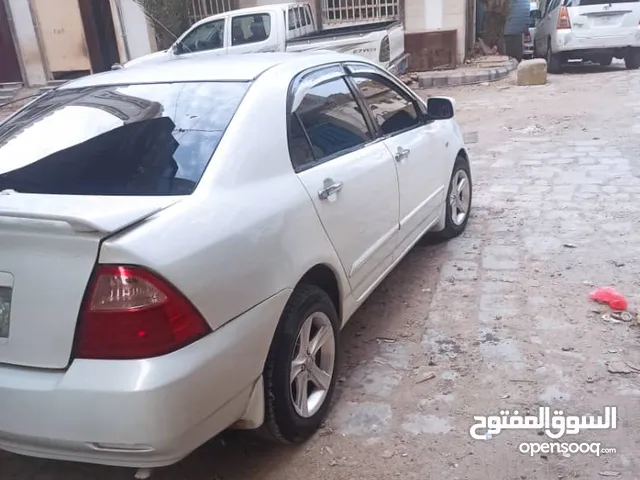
261 284 340 443
433 155 472 240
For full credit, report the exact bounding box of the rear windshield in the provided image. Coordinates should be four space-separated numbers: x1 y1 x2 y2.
0 81 249 196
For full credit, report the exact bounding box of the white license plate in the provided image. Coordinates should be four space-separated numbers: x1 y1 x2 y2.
595 15 617 25
0 287 11 338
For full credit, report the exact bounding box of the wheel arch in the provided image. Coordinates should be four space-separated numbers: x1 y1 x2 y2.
296 263 342 324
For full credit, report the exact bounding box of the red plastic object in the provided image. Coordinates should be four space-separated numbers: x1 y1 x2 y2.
590 287 628 311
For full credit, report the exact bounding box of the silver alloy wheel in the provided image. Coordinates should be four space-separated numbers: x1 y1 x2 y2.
449 169 471 226
290 312 336 418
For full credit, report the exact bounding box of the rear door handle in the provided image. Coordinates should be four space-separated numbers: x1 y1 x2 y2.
318 179 343 200
394 147 410 162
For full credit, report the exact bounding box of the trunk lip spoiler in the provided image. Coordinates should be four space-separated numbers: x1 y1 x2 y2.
0 205 169 233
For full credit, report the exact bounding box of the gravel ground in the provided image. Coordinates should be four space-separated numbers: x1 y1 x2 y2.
2 61 640 480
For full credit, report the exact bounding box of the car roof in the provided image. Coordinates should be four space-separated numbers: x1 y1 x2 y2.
59 52 365 89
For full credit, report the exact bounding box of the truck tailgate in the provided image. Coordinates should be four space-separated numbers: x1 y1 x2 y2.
387 23 405 64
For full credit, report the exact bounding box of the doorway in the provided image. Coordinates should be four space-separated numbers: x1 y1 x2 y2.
78 0 120 73
0 0 22 83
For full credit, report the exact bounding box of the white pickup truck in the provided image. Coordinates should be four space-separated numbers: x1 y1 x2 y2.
124 2 408 74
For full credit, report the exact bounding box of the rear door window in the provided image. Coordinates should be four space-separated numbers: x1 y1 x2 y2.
0 82 249 196
351 75 421 136
288 77 372 171
231 13 271 45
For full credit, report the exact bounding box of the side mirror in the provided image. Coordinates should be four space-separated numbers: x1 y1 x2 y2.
427 97 455 120
111 63 123 70
173 42 185 55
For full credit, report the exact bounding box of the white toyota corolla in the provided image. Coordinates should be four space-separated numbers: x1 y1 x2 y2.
0 52 472 470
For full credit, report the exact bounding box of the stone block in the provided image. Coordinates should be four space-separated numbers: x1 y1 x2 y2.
516 59 548 86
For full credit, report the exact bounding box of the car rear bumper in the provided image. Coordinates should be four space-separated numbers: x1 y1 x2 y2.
0 289 290 467
554 29 640 52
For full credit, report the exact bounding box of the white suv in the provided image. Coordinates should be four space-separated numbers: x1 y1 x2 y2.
534 0 640 72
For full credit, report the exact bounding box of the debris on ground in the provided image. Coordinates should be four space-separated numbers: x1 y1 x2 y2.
381 450 395 459
598 472 621 477
606 361 640 374
590 287 628 311
563 243 577 248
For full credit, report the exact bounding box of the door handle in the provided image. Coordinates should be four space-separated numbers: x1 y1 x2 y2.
394 147 411 162
318 179 343 200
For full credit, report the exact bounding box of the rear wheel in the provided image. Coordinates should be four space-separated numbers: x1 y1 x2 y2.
547 42 561 73
625 49 640 69
261 284 339 443
432 155 472 240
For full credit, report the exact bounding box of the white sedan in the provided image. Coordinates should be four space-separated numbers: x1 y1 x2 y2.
0 52 472 470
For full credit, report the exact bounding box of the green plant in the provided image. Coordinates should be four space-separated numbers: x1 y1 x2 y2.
136 0 191 49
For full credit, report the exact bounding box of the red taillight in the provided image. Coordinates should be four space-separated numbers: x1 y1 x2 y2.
524 31 531 42
557 6 571 29
75 265 211 360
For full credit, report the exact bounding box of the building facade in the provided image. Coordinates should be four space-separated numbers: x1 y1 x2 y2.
0 0 156 87
1 0 471 88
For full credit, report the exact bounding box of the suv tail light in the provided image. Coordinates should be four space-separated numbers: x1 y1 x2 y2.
380 35 390 63
75 265 211 360
524 31 532 42
557 6 571 29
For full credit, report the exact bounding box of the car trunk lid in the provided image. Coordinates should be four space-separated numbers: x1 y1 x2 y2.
568 1 640 38
0 193 180 369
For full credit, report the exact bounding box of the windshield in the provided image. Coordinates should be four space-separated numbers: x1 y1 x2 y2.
0 81 249 196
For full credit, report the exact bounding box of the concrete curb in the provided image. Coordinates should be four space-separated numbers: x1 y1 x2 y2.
417 59 518 88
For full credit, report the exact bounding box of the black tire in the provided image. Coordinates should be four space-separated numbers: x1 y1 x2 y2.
625 50 640 69
432 155 472 241
599 55 613 66
547 42 561 73
261 284 340 444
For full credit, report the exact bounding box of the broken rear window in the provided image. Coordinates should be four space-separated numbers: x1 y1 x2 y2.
0 81 249 196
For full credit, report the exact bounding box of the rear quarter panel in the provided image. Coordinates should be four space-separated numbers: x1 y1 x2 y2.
99 64 351 337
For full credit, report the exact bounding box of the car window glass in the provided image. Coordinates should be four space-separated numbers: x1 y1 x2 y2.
232 13 271 45
180 19 224 53
289 7 305 29
352 76 420 136
0 82 249 196
289 77 371 169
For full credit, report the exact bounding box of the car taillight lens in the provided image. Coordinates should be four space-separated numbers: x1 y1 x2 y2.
557 6 571 29
75 265 211 360
380 35 390 63
524 31 531 42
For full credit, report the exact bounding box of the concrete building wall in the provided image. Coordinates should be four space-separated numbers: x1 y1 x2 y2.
110 0 157 62
443 0 466 62
5 0 47 86
403 0 466 63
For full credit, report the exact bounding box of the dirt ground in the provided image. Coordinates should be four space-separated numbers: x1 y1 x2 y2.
2 62 640 480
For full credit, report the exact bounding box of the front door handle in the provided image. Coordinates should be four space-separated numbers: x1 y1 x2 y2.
318 178 343 200
394 147 411 162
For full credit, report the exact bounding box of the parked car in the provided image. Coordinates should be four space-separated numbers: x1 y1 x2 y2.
123 2 408 74
524 3 541 58
533 0 640 72
0 52 471 470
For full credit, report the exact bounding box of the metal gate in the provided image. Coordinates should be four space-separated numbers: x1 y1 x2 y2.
188 0 236 24
321 0 400 26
